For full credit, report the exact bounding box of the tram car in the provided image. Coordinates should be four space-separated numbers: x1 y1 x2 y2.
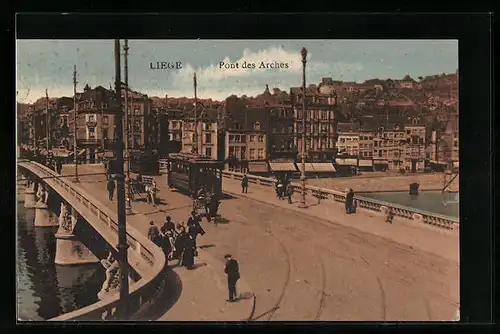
129 150 160 176
166 153 224 199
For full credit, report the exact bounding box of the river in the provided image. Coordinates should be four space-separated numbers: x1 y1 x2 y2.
359 191 459 218
16 205 105 321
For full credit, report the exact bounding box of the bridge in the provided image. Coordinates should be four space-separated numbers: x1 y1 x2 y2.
17 159 459 321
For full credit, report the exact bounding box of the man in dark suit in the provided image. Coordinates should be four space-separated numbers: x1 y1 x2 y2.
224 254 240 302
107 178 116 201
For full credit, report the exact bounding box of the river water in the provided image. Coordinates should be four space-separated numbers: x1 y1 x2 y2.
360 191 459 218
16 205 105 321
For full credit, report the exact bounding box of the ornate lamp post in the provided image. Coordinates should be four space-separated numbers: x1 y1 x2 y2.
114 39 130 317
298 47 308 209
73 65 80 183
123 39 132 215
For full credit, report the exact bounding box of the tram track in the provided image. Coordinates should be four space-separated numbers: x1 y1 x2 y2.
229 203 328 322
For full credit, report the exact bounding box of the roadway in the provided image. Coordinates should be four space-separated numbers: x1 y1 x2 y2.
61 164 459 321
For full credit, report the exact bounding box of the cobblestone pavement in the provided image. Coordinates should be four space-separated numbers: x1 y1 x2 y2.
65 165 459 321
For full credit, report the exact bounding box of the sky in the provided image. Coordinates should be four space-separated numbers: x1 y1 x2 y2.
16 40 458 103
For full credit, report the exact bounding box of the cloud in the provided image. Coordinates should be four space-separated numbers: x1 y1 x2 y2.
170 46 363 99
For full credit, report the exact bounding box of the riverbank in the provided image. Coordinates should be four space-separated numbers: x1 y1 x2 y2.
307 172 459 193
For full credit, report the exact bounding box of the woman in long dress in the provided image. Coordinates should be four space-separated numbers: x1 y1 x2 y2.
173 225 187 265
182 235 196 269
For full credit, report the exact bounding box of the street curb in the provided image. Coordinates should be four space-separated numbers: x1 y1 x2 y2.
196 247 256 322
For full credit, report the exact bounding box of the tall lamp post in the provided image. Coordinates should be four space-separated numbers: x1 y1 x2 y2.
114 39 130 318
123 39 132 215
73 65 80 183
46 89 50 151
298 47 308 209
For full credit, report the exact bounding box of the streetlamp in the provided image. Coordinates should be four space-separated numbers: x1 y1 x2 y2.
298 47 308 209
114 39 130 318
123 39 132 215
73 65 80 183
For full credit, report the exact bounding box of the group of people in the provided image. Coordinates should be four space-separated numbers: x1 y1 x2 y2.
195 186 220 223
147 211 206 270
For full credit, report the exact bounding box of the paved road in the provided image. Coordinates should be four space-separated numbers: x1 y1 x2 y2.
64 165 459 321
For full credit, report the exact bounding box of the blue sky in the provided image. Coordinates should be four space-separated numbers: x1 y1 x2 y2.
16 40 458 103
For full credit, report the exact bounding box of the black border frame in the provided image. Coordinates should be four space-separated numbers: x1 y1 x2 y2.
5 12 494 332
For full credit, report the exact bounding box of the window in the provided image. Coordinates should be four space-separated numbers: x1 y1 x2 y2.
102 129 108 139
102 115 109 124
205 133 211 143
205 147 212 157
241 135 247 143
171 121 177 128
378 150 383 158
249 149 256 159
229 135 235 143
257 149 264 159
250 135 256 142
254 122 261 130
321 111 328 120
258 135 264 142
89 127 95 138
88 115 95 122
340 138 346 143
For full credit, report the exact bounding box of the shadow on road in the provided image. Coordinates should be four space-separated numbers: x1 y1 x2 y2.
130 265 183 320
199 244 216 249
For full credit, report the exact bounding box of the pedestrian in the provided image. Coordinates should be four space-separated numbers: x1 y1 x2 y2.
56 160 63 174
174 224 187 264
161 230 176 262
161 215 175 235
345 188 354 214
147 221 161 246
276 180 284 200
187 213 205 256
107 178 115 201
182 234 196 270
224 254 240 302
286 181 293 204
241 174 249 193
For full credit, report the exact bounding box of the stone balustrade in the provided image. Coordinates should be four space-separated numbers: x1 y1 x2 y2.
221 170 459 230
18 160 166 321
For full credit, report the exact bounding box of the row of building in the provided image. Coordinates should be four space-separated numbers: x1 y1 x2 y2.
18 83 458 176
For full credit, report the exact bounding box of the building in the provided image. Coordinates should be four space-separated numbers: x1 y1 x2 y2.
404 122 426 172
219 96 269 174
373 128 407 171
68 85 116 163
181 105 219 160
124 88 154 150
336 123 360 156
358 131 374 170
290 87 337 162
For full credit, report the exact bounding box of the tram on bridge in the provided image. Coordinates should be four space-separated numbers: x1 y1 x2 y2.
129 150 160 176
166 153 224 199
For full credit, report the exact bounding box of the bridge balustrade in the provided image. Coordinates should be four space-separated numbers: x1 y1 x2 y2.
17 159 166 321
221 170 459 230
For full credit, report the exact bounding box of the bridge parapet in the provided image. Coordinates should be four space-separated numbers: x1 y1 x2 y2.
18 160 166 320
221 170 459 230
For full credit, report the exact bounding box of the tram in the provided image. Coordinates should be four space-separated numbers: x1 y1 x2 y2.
129 150 160 176
166 153 224 199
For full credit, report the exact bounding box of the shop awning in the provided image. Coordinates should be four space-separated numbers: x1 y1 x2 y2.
311 163 336 172
358 159 373 167
248 161 269 173
297 163 316 172
336 158 358 166
373 160 388 165
269 161 297 172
